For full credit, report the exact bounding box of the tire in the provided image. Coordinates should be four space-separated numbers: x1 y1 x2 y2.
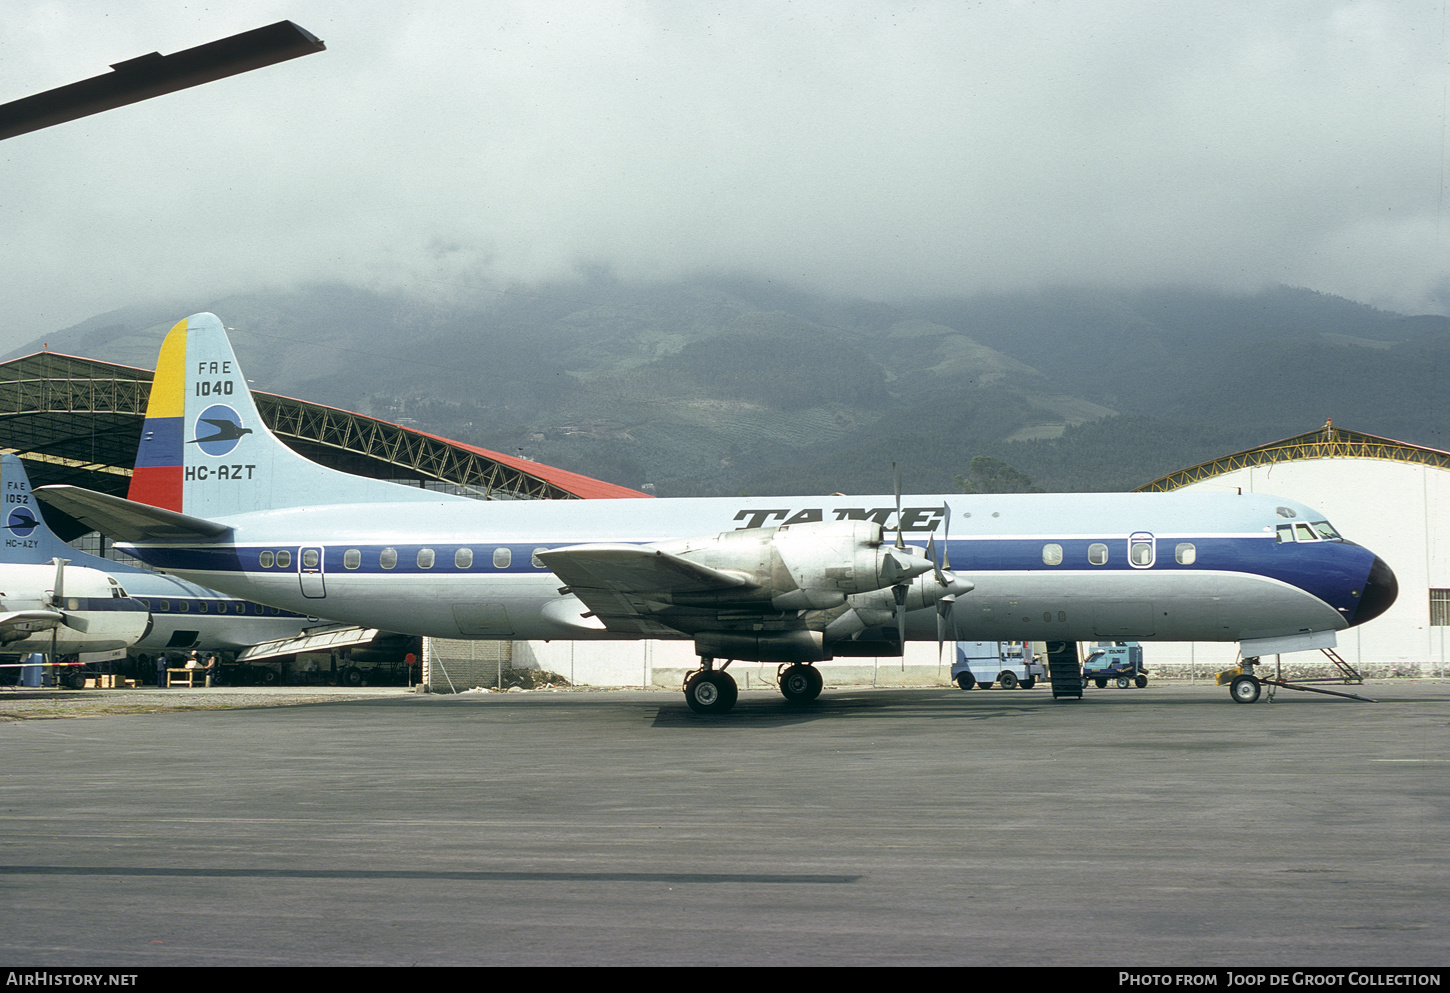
955 672 976 690
685 670 738 714
1116 676 1131 689
977 680 993 690
998 671 1019 690
259 667 280 686
1094 678 1108 689
341 666 363 687
1134 675 1148 689
780 664 821 704
67 670 87 690
1019 677 1036 689
1230 674 1261 704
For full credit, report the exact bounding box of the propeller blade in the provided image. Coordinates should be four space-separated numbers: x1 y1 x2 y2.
936 593 957 661
892 461 904 550
49 557 69 606
893 581 908 659
940 502 952 572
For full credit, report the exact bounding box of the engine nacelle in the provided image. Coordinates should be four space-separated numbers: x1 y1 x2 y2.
661 520 935 601
695 629 828 663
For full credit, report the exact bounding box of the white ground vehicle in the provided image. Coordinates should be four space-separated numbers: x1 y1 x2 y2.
952 641 1047 690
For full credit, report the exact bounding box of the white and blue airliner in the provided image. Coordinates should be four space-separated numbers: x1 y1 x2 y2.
36 314 1398 713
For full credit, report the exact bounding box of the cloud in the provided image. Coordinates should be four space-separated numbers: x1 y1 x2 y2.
2 0 1447 347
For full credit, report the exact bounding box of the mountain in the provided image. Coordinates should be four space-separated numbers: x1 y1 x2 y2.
9 279 1447 495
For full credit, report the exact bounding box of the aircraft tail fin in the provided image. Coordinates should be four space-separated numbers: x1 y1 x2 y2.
129 313 445 517
0 454 89 564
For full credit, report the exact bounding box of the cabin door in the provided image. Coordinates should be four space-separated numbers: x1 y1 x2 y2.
299 546 327 599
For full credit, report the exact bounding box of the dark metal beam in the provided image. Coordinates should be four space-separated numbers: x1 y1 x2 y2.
0 20 325 141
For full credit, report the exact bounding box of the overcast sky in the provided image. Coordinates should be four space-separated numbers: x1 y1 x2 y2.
2 1 1448 349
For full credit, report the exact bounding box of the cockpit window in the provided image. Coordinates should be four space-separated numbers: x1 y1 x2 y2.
1276 524 1294 543
1311 521 1341 540
1294 523 1316 542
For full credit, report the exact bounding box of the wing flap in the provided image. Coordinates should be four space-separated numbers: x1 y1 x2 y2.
35 485 231 543
536 544 751 636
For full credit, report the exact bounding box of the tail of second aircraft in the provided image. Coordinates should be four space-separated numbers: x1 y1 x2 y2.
0 454 89 565
129 313 446 518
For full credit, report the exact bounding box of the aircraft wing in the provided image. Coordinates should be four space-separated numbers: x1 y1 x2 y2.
538 544 752 636
34 485 231 543
0 609 65 640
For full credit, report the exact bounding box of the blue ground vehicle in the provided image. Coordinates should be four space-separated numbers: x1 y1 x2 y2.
952 641 1047 690
1082 641 1148 689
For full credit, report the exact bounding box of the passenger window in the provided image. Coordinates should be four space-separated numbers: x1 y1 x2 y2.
1175 542 1196 565
302 548 320 569
493 547 512 569
157 599 169 611
259 550 274 568
380 547 397 570
1129 533 1155 567
177 600 188 612
198 601 208 613
1088 543 1108 565
532 547 549 568
344 548 361 570
455 548 473 569
1042 543 1063 566
276 550 291 569
417 548 435 569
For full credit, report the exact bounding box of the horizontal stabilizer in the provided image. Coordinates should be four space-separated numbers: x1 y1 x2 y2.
235 626 379 663
35 485 231 544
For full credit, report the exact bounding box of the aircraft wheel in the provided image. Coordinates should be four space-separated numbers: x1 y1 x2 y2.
341 666 363 687
685 670 738 714
955 672 976 690
1134 675 1148 688
1116 676 1131 689
1230 674 1261 704
1019 677 1036 689
67 670 87 690
259 667 280 686
998 671 1019 690
779 664 821 705
1094 678 1108 689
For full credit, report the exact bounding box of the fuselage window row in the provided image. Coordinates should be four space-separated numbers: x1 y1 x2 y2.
257 546 543 571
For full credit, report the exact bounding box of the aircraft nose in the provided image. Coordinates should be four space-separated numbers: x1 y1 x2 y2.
1352 554 1398 626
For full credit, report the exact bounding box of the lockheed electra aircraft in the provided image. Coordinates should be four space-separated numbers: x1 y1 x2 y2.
36 313 1398 713
0 558 150 659
1 454 319 657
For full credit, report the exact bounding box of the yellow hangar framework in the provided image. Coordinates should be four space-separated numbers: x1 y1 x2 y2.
0 350 646 539
1135 422 1450 493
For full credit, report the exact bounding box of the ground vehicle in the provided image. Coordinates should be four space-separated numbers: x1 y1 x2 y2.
952 641 1046 689
1082 641 1148 688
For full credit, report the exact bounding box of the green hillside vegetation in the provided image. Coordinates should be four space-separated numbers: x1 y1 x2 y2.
10 278 1446 496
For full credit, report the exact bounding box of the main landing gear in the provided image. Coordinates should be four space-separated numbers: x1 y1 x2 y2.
682 659 827 713
777 663 824 705
684 658 738 714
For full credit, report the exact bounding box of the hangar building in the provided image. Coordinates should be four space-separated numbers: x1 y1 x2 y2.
1136 423 1450 677
0 348 647 543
